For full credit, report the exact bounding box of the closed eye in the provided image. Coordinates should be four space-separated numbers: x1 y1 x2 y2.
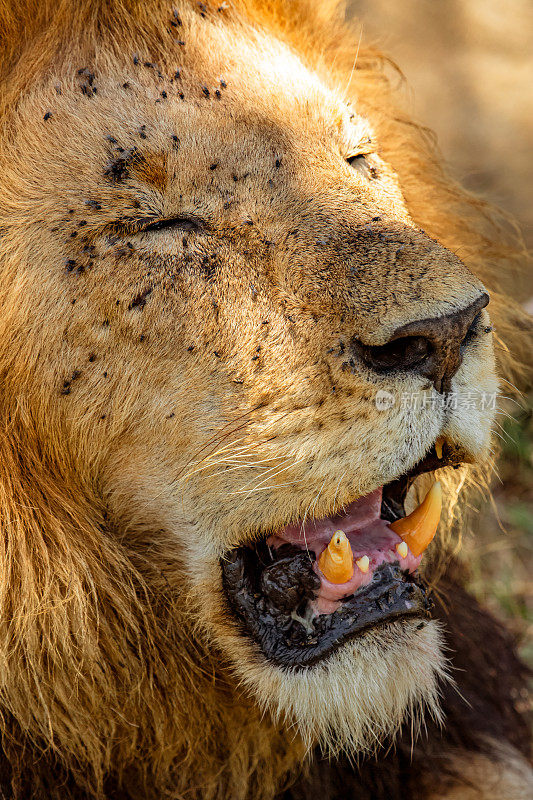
346 153 366 166
142 215 202 233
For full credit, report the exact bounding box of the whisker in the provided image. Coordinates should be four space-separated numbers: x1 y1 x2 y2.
229 479 305 496
234 458 305 500
341 24 363 102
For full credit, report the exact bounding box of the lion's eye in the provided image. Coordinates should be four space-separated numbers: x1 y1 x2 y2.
142 215 202 233
346 153 366 166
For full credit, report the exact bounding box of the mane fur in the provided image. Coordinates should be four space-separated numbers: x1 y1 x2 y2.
0 1 531 797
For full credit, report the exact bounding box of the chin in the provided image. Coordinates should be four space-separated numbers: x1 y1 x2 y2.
236 618 447 757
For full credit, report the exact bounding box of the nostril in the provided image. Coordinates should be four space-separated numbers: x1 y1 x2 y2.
352 335 432 374
348 292 489 390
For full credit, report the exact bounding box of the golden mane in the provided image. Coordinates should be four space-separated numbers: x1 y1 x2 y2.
0 1 531 797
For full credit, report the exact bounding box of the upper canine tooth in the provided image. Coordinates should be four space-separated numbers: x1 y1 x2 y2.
356 555 370 574
390 482 442 557
318 530 354 584
435 437 445 459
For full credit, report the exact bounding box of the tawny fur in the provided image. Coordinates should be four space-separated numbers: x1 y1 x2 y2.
0 1 531 798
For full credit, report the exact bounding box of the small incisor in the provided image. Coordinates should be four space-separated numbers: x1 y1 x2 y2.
390 481 442 557
318 530 354 584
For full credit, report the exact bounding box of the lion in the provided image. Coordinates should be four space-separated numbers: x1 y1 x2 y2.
0 0 531 798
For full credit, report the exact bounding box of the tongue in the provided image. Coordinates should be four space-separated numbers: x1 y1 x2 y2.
267 488 424 614
271 489 384 549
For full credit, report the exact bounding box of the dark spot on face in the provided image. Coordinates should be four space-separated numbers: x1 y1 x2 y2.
174 69 182 80
102 320 109 328
78 220 87 226
166 412 175 419
105 135 118 144
43 111 52 121
209 163 218 170
85 200 102 211
82 244 97 259
178 92 185 100
171 134 179 149
77 68 94 84
202 86 210 97
70 231 78 238
103 371 108 378
88 354 96 362
275 158 281 168
214 351 221 358
187 345 194 352
220 78 227 88
104 147 141 183
173 9 182 24
139 124 147 139
133 54 140 64
215 89 221 99
65 259 77 272
128 287 152 310
372 216 381 222
54 83 62 95
123 82 130 89
80 82 96 97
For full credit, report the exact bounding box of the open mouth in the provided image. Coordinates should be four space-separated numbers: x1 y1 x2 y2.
221 439 466 669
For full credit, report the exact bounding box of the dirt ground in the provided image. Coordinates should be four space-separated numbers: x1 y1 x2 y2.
350 0 533 665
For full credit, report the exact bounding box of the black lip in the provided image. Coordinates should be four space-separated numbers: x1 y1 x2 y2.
221 544 432 669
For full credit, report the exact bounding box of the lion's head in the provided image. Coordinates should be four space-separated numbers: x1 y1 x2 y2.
0 1 530 797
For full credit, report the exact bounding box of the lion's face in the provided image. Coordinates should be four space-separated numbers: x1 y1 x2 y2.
1 13 497 754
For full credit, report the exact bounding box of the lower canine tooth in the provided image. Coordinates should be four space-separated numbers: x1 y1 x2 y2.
390 481 442 557
318 530 354 584
356 555 370 574
396 542 408 559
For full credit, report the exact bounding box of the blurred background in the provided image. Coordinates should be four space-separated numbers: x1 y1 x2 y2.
350 0 533 665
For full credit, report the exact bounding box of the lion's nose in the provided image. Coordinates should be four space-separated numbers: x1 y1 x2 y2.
351 292 490 393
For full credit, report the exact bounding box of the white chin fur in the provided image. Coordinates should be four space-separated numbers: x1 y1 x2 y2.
238 619 448 757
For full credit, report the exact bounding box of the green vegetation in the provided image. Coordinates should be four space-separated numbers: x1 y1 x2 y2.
466 393 533 666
